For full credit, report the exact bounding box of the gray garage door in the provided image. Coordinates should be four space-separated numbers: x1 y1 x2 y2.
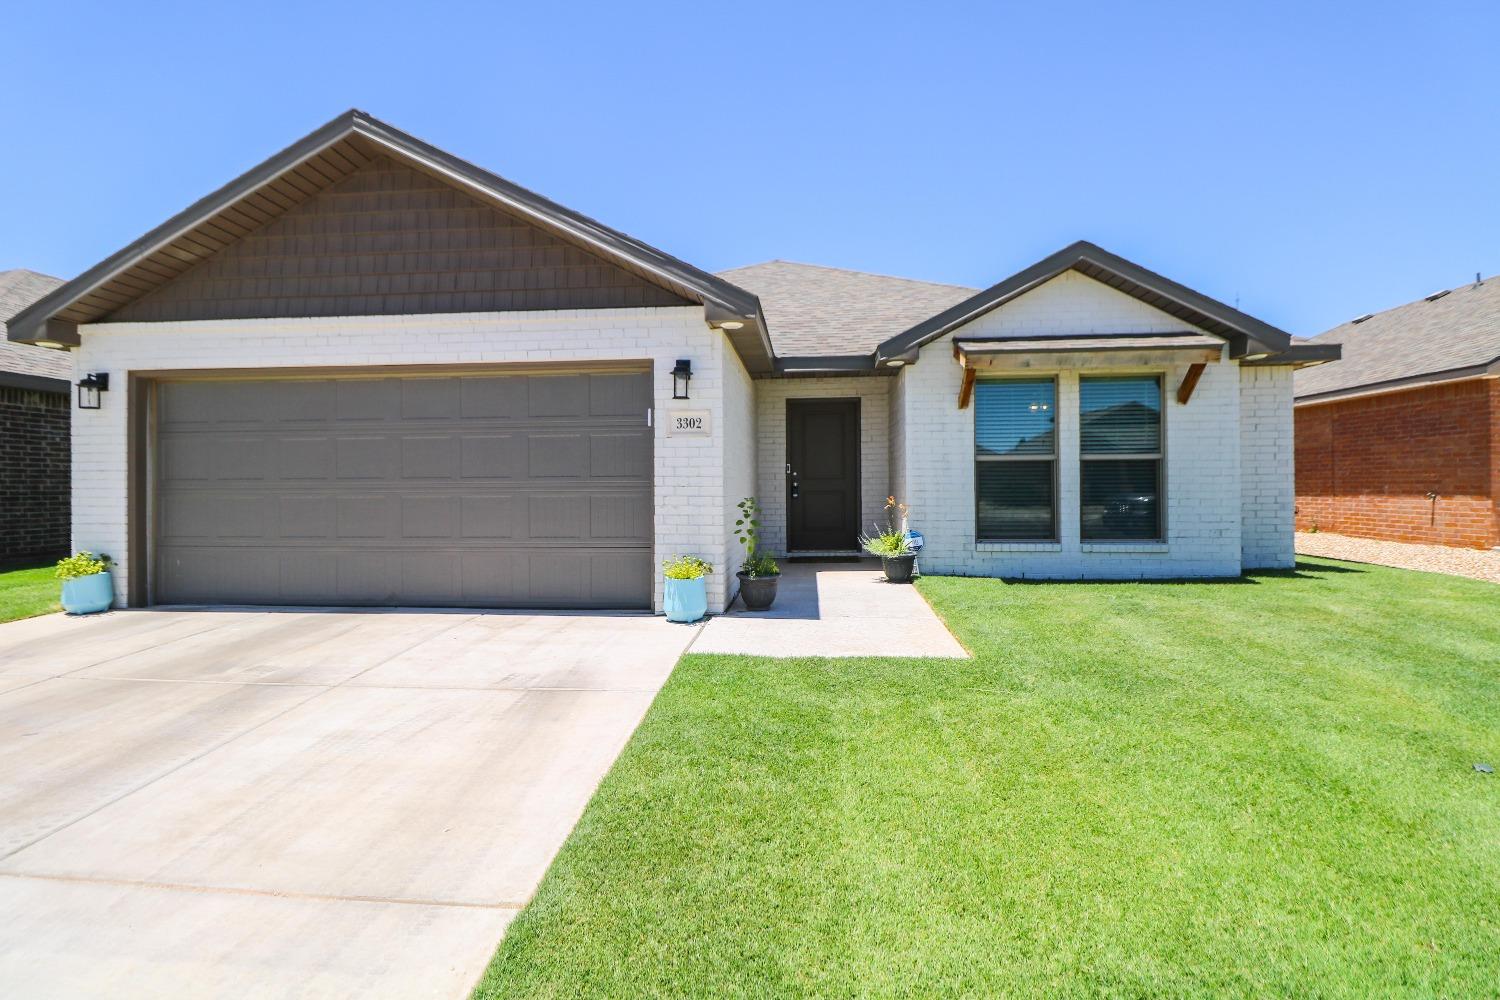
153 371 653 609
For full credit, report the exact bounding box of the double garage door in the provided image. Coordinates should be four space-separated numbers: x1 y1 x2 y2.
153 370 653 609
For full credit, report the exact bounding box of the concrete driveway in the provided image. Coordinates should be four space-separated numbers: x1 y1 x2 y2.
0 607 694 999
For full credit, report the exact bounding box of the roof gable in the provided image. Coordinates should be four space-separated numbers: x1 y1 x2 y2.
875 241 1293 365
9 110 773 371
108 155 689 323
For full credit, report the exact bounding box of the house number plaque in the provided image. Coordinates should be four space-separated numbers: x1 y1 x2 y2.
666 409 711 436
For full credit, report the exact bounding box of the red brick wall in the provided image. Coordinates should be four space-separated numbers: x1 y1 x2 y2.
1294 378 1497 548
0 385 71 565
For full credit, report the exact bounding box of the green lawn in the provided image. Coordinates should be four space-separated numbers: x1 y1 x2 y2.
0 563 60 624
475 558 1500 998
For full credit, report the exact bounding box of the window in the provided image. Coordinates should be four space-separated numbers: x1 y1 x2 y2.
975 378 1056 540
1080 375 1163 540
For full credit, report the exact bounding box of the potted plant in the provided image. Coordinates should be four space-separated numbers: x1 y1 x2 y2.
733 497 780 611
662 555 712 623
55 551 114 615
860 497 917 583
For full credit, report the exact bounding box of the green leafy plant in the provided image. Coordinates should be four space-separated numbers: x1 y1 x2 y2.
55 551 112 581
741 551 780 579
663 556 713 580
859 496 914 558
734 497 779 578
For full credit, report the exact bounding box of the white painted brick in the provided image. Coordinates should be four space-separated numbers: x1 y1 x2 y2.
890 272 1245 579
1239 365 1295 568
73 306 750 614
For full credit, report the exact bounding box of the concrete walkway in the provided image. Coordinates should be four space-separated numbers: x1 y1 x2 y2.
0 607 694 999
693 562 968 658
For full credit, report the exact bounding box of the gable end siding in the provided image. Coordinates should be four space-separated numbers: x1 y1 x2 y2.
106 156 691 323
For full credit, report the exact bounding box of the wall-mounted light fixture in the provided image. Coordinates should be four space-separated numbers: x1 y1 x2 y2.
77 372 109 410
671 359 693 400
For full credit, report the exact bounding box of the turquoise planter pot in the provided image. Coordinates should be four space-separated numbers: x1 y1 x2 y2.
61 572 114 615
663 576 708 623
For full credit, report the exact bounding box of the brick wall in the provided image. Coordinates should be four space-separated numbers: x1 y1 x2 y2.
1240 366 1295 568
73 307 748 611
1294 378 1497 548
0 386 70 565
891 270 1246 579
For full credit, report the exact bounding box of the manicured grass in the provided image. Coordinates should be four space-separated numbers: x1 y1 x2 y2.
474 559 1500 998
0 563 60 624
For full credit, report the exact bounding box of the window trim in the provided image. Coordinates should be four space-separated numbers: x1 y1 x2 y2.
973 375 1059 543
1078 372 1166 543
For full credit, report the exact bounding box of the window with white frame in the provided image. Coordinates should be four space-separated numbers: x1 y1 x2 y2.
1079 375 1163 540
974 377 1056 540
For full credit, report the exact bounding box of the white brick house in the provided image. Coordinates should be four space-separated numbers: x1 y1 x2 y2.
7 110 1334 614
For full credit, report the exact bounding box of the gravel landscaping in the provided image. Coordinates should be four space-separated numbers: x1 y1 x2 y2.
1297 531 1500 584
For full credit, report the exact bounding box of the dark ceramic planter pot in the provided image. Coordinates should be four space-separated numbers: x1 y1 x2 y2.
737 572 780 611
881 554 916 583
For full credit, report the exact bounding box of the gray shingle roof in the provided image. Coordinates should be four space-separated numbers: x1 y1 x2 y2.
1295 277 1500 400
716 260 975 357
0 270 69 381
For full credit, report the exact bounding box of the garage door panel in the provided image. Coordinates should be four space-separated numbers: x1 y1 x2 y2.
336 496 399 538
590 494 652 540
279 551 338 602
273 381 336 422
401 496 459 538
335 379 400 421
590 431 650 478
527 433 588 479
159 436 217 483
459 377 526 419
401 378 461 420
155 373 652 609
459 495 520 538
460 435 525 479
401 553 461 603
588 373 647 416
335 553 397 604
400 435 458 479
278 437 334 480
336 437 397 480
527 375 588 418
588 552 653 606
278 496 335 539
528 495 589 540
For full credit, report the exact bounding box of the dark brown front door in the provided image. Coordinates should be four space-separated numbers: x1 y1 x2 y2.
787 399 860 551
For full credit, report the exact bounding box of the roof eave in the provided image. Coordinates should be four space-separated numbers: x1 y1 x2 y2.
873 240 1293 367
8 110 779 372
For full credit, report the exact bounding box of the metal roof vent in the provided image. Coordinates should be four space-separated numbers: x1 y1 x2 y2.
1351 313 1374 324
1424 289 1451 302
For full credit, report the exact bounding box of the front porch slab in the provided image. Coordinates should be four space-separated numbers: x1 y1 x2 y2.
693 563 967 658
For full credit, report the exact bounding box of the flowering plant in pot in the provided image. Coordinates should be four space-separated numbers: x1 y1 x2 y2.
733 497 780 611
55 551 114 614
860 497 917 583
662 555 712 623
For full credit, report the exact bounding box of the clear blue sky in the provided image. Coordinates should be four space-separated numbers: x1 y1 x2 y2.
3 0 1495 335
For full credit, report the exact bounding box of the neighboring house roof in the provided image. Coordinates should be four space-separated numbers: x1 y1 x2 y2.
716 260 975 359
876 241 1301 367
1294 276 1500 402
0 269 69 391
7 109 776 373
